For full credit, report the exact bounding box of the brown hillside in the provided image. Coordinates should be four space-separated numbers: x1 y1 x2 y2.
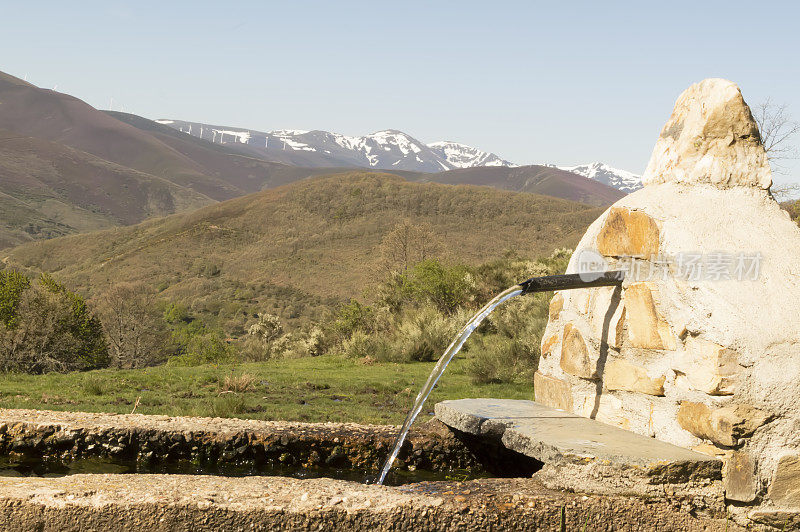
3 173 604 328
0 72 247 200
0 130 213 248
416 165 625 206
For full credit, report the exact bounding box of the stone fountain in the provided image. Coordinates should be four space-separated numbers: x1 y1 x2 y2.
438 79 800 529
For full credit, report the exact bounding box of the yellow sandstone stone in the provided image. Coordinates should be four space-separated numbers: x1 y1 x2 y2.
623 283 676 350
596 207 661 258
534 371 573 412
589 286 625 348
677 402 771 447
540 333 558 359
673 336 739 395
604 359 665 396
560 323 598 379
548 293 564 321
725 451 758 503
769 454 800 507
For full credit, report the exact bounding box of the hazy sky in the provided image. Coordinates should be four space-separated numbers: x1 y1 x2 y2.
2 1 799 183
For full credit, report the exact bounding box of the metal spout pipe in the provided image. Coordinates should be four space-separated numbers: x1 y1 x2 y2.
518 271 625 294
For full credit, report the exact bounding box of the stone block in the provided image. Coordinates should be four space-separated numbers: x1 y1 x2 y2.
596 207 661 258
641 78 772 189
725 451 758 503
604 359 665 396
435 398 721 485
677 402 771 447
540 333 558 359
548 293 563 321
534 371 573 412
560 323 597 379
623 283 675 350
565 289 591 315
769 454 800 507
589 287 625 348
673 336 739 395
578 393 630 431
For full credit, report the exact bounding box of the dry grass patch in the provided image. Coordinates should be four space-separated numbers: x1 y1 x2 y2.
219 373 256 394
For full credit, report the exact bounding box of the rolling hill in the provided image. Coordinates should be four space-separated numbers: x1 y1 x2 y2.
104 111 353 194
415 165 625 206
0 71 240 199
2 172 605 329
0 129 214 249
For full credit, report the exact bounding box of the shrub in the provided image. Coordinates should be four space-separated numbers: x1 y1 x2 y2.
466 293 550 384
0 274 109 373
341 330 391 360
163 303 191 324
296 326 326 357
82 374 109 396
467 335 533 384
237 335 271 362
380 259 476 314
330 300 374 340
247 313 284 343
387 305 462 362
168 324 234 366
0 270 30 329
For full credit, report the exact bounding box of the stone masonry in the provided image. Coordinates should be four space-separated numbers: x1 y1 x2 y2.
535 79 800 526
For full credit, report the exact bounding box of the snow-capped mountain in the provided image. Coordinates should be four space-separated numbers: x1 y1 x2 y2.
155 120 513 173
155 120 641 192
427 141 514 168
558 162 642 193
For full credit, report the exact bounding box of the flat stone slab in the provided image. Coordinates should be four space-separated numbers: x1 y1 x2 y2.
435 399 721 482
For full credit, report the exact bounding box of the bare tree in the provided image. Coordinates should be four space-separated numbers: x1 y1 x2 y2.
378 220 443 274
96 282 167 368
770 182 800 202
753 98 799 167
752 99 800 201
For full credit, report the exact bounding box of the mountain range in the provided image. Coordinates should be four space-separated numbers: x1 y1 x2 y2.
0 69 634 249
154 120 514 173
558 162 643 193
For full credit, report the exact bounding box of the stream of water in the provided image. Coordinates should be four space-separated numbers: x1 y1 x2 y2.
376 284 524 485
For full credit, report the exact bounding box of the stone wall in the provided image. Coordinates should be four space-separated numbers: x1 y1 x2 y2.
0 409 534 477
534 79 800 523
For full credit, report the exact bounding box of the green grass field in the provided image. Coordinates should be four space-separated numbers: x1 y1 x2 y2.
0 355 532 425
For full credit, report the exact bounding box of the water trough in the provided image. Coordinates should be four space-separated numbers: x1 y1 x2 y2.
0 408 749 531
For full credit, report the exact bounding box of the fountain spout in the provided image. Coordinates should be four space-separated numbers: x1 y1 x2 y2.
376 269 626 485
518 270 625 294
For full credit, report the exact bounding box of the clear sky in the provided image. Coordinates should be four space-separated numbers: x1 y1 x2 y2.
2 0 799 183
